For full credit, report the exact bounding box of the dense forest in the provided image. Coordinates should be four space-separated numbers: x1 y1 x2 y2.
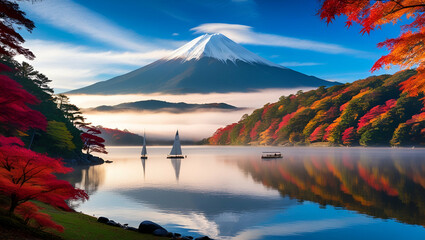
0 57 86 158
207 70 425 146
0 57 107 161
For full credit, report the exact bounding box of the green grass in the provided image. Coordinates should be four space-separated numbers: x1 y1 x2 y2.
39 202 167 240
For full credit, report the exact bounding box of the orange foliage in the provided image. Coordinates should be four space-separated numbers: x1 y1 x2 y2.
406 111 425 124
320 0 425 97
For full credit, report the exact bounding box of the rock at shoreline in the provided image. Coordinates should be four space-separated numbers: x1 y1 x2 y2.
63 153 105 166
97 217 109 224
152 228 169 237
106 220 122 227
138 220 166 234
126 227 138 232
195 236 212 240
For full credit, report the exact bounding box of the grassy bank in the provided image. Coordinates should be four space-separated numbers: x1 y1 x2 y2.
0 201 166 240
41 202 166 240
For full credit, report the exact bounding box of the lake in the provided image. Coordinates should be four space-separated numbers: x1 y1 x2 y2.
63 146 425 240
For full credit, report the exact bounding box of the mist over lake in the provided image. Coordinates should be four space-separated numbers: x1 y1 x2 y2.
67 88 308 140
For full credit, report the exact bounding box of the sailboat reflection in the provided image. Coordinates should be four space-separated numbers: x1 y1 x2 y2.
141 158 146 179
171 158 181 181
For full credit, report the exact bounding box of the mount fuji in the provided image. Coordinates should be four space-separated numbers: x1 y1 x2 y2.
68 33 337 94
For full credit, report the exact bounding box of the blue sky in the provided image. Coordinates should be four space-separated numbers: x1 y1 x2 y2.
18 0 402 92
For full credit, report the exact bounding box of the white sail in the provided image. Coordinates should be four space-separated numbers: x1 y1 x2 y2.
169 130 182 156
141 132 147 156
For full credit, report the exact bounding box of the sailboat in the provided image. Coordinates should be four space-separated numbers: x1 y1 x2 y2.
167 130 184 158
140 132 148 159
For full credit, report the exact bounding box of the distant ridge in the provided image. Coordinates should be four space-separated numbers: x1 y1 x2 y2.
68 33 338 95
87 99 239 113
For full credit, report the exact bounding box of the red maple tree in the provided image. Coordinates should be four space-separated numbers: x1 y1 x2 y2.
0 137 88 230
81 125 107 155
0 74 46 134
0 1 89 232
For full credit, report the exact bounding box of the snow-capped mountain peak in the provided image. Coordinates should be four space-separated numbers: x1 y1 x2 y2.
164 33 282 67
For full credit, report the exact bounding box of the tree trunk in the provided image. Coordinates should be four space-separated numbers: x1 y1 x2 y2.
8 195 18 216
28 129 35 149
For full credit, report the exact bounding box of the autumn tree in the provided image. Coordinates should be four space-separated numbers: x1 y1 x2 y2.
81 125 107 156
0 137 88 230
0 74 46 135
46 120 76 151
319 0 425 98
342 127 356 145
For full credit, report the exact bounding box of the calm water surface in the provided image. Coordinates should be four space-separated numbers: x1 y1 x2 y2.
64 146 425 240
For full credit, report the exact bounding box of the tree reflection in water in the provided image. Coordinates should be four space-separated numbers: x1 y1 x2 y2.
59 165 105 208
235 149 425 227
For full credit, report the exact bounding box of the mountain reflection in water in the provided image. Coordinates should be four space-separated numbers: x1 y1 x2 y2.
64 147 425 239
234 148 425 227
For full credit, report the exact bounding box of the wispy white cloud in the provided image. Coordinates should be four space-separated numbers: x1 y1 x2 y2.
17 40 173 90
21 0 180 51
192 23 372 57
281 62 324 67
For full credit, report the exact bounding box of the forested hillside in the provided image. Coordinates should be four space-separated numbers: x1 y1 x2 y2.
208 70 425 146
0 57 107 160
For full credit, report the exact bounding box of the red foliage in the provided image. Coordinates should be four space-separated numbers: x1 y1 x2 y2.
250 121 261 141
267 119 280 140
261 103 275 119
0 0 35 59
274 112 296 136
81 125 107 154
0 63 12 72
339 102 349 112
406 112 425 125
357 99 396 131
238 124 246 137
323 122 337 141
209 127 224 145
342 127 356 145
209 123 237 144
310 125 326 142
16 202 63 232
0 138 88 228
0 135 23 146
0 75 46 132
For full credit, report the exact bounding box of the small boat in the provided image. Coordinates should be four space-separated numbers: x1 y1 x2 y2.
105 160 113 163
141 132 148 159
261 152 283 159
167 130 184 159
